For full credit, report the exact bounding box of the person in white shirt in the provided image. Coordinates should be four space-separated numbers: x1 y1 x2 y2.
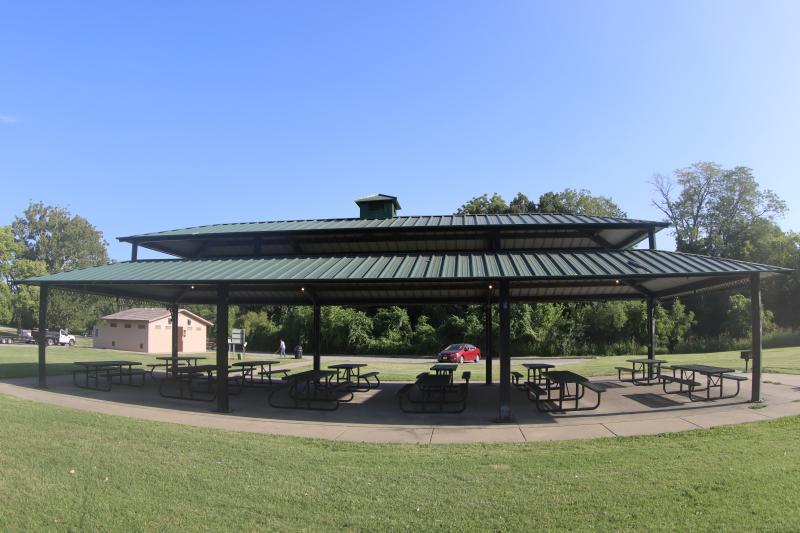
278 339 286 357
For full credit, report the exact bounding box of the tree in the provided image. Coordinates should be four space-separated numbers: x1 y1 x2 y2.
11 201 109 272
457 189 626 218
456 193 510 215
0 226 48 329
655 299 695 353
651 162 786 257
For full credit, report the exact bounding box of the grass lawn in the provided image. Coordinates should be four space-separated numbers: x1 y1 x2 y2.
0 394 798 531
2 344 799 382
279 346 800 381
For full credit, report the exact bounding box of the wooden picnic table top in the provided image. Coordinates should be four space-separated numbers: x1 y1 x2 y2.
546 370 589 385
417 374 453 388
329 363 367 369
522 362 555 369
430 363 459 372
285 369 336 381
231 360 279 367
670 364 735 374
74 360 141 367
626 358 668 364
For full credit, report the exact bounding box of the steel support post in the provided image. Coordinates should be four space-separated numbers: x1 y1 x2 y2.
216 284 230 412
38 284 48 388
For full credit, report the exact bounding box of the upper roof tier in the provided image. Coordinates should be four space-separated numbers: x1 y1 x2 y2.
121 212 668 259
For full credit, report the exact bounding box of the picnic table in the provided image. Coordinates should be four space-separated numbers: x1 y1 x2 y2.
230 360 286 386
522 363 554 385
617 358 667 385
328 363 380 391
430 363 459 383
151 356 205 377
268 369 353 410
663 364 747 401
158 364 218 401
398 373 468 413
73 360 145 391
526 370 605 412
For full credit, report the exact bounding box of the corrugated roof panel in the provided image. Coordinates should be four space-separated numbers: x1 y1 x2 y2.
28 250 790 287
123 213 666 240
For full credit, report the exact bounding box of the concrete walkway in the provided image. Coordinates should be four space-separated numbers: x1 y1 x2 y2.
1 372 799 444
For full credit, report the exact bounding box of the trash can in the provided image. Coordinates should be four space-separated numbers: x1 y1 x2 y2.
294 345 303 359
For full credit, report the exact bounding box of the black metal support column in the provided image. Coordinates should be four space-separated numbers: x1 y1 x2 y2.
171 304 179 356
497 280 511 421
216 284 230 412
485 297 493 385
648 228 656 250
750 273 762 402
313 303 321 371
37 284 49 388
647 297 655 360
131 243 138 261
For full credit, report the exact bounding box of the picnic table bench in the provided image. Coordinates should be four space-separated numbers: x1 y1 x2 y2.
661 364 748 401
268 369 353 411
525 370 605 412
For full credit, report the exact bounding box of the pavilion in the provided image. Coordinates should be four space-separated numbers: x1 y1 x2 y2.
26 194 791 420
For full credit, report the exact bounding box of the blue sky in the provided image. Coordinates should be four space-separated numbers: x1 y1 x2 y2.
1 0 798 260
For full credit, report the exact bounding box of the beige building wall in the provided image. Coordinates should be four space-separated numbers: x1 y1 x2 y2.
94 321 149 352
94 311 209 354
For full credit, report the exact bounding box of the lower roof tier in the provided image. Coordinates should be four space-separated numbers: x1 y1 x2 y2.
27 249 789 305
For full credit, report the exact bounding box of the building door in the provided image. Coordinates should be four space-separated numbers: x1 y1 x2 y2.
178 327 184 352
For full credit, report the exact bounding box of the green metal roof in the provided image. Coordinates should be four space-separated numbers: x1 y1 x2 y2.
27 250 789 305
120 213 670 258
121 213 667 241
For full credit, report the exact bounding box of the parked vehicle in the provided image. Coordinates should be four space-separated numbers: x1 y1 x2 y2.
49 329 76 346
437 343 481 363
0 330 35 345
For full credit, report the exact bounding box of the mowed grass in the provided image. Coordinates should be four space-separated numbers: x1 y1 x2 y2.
0 394 798 531
2 344 800 381
288 347 800 381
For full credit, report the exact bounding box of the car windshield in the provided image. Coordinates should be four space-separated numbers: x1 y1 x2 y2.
444 344 464 351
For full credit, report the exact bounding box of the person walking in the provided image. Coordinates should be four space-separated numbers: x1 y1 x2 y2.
278 339 286 357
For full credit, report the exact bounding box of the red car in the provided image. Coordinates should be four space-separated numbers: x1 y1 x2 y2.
438 343 481 363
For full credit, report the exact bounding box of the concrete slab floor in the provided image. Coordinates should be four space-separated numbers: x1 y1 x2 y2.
1 371 799 444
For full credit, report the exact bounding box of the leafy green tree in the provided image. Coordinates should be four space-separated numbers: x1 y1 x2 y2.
373 306 412 343
536 189 626 217
651 162 786 257
0 226 48 329
12 201 109 272
655 299 695 353
723 294 776 339
455 193 510 215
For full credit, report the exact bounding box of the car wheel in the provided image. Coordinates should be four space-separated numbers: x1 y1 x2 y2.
46 338 54 346
69 339 76 347
459 356 464 364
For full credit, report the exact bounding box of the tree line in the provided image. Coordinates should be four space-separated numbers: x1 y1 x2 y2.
1 162 798 356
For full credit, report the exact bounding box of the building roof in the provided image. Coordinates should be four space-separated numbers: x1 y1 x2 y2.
120 213 669 258
27 250 789 305
354 194 401 209
101 308 213 326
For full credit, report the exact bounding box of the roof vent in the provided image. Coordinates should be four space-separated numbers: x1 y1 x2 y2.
355 194 401 220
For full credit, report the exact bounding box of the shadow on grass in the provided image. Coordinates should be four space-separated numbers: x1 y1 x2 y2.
0 363 78 380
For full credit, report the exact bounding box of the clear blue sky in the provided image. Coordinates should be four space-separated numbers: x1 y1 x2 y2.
1 1 798 261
